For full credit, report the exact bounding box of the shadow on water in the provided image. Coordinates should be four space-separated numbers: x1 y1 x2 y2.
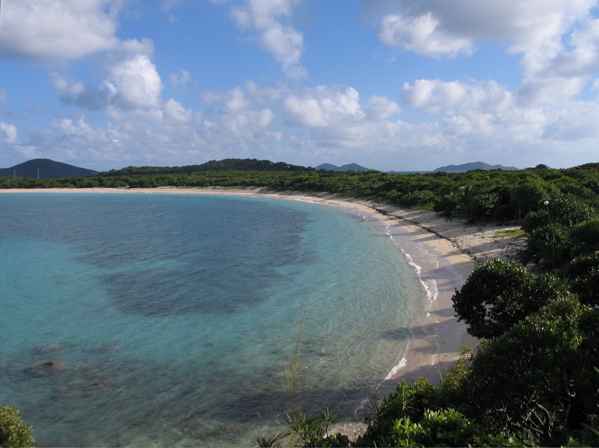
1 343 389 446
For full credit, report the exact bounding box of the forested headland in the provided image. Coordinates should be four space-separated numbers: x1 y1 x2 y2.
3 159 599 446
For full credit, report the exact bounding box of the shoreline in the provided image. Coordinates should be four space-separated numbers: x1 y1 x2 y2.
1 187 526 429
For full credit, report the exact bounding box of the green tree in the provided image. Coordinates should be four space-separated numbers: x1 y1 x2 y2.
563 251 599 306
452 260 571 339
460 296 599 445
521 194 598 270
0 406 34 448
569 219 599 258
390 408 512 447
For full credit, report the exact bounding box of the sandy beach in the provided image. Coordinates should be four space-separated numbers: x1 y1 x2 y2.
1 186 525 383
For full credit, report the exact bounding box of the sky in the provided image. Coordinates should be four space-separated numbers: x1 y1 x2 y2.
1 1 599 172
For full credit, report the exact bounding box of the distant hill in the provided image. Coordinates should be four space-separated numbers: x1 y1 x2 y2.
0 159 99 179
102 158 313 176
316 163 372 172
433 161 519 173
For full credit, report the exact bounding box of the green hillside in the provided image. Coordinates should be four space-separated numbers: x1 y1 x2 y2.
0 159 98 179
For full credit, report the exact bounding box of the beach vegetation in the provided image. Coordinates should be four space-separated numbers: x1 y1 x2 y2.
563 251 599 305
452 260 571 339
256 410 348 448
494 228 525 238
0 406 34 448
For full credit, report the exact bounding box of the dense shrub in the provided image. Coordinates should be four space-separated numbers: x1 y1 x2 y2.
0 406 34 448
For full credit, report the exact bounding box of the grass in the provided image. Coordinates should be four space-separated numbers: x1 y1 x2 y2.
494 228 526 239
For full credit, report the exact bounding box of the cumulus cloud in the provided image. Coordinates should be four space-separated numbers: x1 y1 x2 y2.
231 0 307 79
542 102 599 140
108 54 163 109
0 122 18 144
0 0 122 60
372 0 595 58
365 96 401 121
401 79 467 112
518 76 586 106
379 12 473 57
369 0 599 113
53 54 163 111
164 99 193 125
284 86 363 127
200 85 276 148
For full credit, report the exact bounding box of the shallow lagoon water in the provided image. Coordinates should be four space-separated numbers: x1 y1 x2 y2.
0 193 427 446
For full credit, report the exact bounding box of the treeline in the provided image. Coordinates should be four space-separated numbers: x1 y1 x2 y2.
2 162 599 223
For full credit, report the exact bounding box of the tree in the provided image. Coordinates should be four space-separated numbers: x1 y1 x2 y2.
563 251 599 306
390 408 511 447
459 296 599 445
521 194 598 270
452 260 571 339
569 219 599 258
0 406 34 448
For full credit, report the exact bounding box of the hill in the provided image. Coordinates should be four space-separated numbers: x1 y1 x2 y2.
433 161 519 173
316 163 372 172
0 159 99 179
101 158 313 176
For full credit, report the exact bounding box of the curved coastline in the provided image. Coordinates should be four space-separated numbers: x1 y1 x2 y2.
1 186 525 428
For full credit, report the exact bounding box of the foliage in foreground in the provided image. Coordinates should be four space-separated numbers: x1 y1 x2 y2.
0 406 34 448
260 259 599 447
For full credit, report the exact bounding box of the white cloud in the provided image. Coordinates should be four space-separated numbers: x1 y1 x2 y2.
370 0 599 113
0 0 121 60
284 86 363 127
198 85 277 153
169 69 192 87
0 122 18 144
542 102 599 140
401 79 467 112
108 54 163 109
379 12 473 57
373 0 595 58
518 76 586 106
53 54 164 111
365 96 401 121
164 99 193 124
231 0 307 79
222 87 252 114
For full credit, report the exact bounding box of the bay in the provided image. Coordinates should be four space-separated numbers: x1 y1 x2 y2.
0 193 427 446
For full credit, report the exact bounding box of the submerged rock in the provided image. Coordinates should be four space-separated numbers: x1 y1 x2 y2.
20 361 69 377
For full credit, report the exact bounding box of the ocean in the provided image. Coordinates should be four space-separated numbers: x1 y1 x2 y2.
0 192 428 446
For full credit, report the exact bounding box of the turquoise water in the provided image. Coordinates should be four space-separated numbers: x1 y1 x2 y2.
0 193 427 446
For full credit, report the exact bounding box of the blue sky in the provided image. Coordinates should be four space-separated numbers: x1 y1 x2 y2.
1 0 599 172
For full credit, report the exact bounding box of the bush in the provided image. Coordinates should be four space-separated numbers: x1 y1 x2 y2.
452 260 571 339
0 406 34 448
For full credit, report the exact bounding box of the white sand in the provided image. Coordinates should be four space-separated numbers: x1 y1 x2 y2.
1 187 526 406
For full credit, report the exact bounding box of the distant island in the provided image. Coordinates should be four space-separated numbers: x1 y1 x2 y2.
0 158 99 179
1 158 524 178
433 161 519 173
317 161 519 173
315 163 372 172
